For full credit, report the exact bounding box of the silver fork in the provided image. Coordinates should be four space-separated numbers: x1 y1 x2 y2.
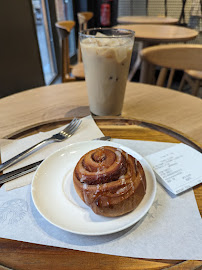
0 118 81 172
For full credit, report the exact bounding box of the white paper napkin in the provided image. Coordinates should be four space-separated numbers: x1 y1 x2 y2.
1 115 103 191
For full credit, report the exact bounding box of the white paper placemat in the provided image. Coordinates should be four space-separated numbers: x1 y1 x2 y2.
0 134 201 260
0 115 103 190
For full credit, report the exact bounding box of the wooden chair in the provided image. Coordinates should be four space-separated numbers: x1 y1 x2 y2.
55 21 76 82
178 70 202 96
70 12 93 79
77 12 94 62
140 44 202 96
55 21 85 82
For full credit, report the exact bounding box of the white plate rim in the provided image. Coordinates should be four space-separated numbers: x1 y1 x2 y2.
31 140 156 236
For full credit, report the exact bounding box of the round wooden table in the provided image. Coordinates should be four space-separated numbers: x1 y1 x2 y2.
117 16 179 25
114 24 198 82
117 24 198 44
0 82 201 148
0 82 202 270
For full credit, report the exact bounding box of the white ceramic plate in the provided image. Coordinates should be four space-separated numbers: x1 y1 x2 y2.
31 141 156 236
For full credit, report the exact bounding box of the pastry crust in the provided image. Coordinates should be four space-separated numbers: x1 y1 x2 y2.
73 146 146 217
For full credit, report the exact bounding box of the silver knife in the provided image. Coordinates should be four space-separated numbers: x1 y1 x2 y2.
0 136 111 185
0 160 43 185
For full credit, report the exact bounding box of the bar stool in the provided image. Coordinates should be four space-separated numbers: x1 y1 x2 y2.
55 21 84 82
77 12 94 62
70 12 94 79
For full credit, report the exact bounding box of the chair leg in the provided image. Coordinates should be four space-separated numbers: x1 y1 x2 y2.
192 79 200 96
128 42 143 81
167 69 175 88
178 73 186 92
157 67 168 87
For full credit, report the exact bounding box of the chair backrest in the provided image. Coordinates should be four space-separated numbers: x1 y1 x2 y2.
140 44 202 86
55 21 75 82
77 12 94 62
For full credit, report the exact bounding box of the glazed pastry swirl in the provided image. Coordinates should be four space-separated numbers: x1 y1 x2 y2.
73 146 146 217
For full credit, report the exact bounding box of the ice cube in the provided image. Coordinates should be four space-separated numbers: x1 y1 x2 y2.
115 47 127 63
96 38 111 47
97 47 115 58
95 32 107 37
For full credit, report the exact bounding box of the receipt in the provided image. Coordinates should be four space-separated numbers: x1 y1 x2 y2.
146 143 202 195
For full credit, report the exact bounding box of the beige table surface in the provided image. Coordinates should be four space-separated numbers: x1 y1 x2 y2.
0 81 201 148
0 81 202 270
117 16 179 25
114 24 198 82
116 24 198 43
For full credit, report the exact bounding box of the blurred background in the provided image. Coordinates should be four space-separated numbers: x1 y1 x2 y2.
0 0 201 98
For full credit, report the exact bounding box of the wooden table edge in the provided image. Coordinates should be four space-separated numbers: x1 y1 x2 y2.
0 116 201 269
4 116 201 152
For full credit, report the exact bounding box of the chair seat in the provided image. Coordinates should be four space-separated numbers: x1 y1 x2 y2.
71 62 85 79
64 74 76 82
185 70 202 80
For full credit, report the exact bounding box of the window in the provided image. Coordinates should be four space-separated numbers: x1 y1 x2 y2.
32 0 58 84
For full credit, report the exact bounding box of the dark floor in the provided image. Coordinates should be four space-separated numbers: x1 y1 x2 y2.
131 68 202 98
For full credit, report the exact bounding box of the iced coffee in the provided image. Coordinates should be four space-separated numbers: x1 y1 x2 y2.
80 29 134 116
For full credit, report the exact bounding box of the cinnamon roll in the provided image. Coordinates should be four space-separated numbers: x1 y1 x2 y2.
73 146 146 217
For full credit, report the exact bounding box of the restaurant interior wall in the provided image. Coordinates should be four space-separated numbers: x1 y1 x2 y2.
118 0 192 23
118 0 202 33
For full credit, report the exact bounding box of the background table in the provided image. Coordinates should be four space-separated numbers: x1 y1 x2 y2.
115 24 198 82
117 16 179 25
0 82 202 269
